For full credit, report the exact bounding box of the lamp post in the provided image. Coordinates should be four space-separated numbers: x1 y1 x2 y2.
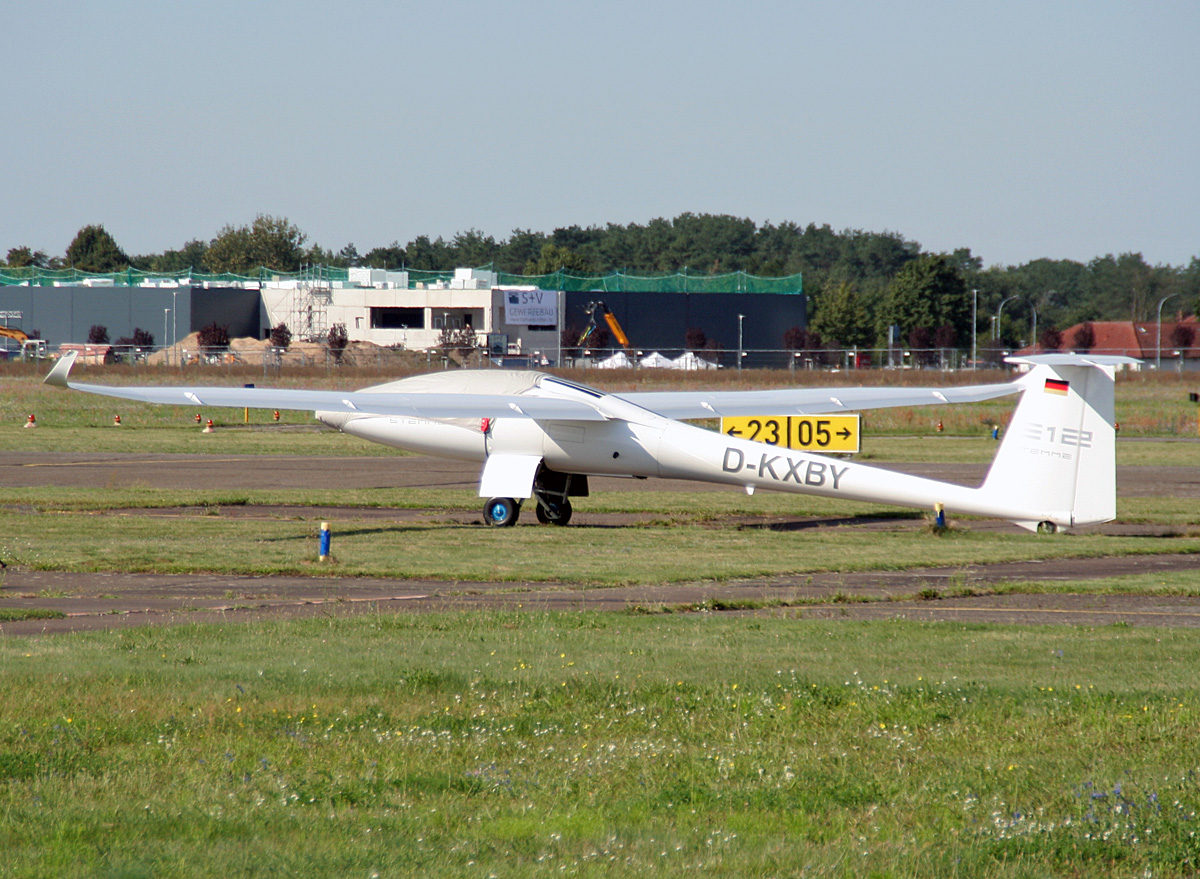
1030 304 1038 351
163 308 170 360
737 313 745 373
1157 293 1180 370
994 295 1019 341
171 289 178 367
971 288 977 370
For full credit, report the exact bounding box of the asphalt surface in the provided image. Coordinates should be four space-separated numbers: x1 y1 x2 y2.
1 450 1198 635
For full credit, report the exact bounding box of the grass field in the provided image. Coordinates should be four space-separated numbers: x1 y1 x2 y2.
4 360 1199 439
4 612 1200 877
4 505 1199 584
2 362 1199 876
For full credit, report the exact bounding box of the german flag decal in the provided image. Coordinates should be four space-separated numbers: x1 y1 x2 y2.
1044 378 1070 396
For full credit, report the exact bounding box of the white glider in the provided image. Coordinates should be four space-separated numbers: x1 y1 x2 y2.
45 352 1134 532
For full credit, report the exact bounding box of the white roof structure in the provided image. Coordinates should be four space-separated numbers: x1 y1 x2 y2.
593 351 633 369
672 351 719 370
638 351 674 368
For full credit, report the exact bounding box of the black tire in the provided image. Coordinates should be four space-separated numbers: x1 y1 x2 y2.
483 497 519 527
535 497 573 526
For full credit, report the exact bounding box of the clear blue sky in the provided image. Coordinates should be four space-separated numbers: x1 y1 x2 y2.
4 0 1197 268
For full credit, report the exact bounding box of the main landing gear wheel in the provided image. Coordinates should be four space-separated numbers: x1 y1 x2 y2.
535 497 573 526
483 497 520 527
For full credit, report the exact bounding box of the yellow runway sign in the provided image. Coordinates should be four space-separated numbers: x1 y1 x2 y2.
721 415 860 453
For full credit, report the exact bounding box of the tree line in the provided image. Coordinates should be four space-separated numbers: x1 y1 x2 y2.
4 213 1198 351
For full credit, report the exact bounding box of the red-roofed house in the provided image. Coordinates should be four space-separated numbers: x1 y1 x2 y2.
1017 317 1199 370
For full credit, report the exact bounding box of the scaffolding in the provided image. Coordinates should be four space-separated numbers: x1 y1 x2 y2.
290 265 330 342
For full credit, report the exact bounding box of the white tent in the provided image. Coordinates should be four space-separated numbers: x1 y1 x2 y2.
593 351 633 369
671 351 720 370
638 351 673 368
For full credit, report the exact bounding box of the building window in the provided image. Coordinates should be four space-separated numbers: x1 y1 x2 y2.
371 307 424 329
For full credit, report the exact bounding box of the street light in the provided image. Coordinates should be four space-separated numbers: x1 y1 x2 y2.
1030 304 1038 351
737 314 745 373
971 289 977 370
1157 293 1180 370
163 308 170 360
994 295 1019 341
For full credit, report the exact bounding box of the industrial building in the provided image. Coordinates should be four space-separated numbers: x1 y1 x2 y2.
0 266 805 365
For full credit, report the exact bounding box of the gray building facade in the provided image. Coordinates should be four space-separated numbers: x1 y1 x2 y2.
0 286 264 347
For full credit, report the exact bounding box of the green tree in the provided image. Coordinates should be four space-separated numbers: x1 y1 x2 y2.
662 213 756 272
362 241 406 269
5 246 49 268
142 239 208 274
878 255 970 345
204 225 253 274
205 215 306 274
524 243 596 276
66 224 129 272
403 235 453 271
450 229 497 267
810 280 872 349
302 243 334 266
251 215 307 271
1182 257 1200 316
331 243 360 268
498 229 548 274
1082 253 1174 321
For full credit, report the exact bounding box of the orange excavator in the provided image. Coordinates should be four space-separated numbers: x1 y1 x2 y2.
0 326 48 359
578 301 631 350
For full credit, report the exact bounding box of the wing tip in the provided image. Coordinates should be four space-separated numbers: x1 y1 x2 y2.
43 350 77 388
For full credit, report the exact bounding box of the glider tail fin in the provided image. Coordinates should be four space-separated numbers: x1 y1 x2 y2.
978 356 1124 532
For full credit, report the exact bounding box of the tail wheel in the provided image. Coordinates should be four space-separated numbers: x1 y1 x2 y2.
535 497 573 526
484 497 520 527
1036 520 1058 535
